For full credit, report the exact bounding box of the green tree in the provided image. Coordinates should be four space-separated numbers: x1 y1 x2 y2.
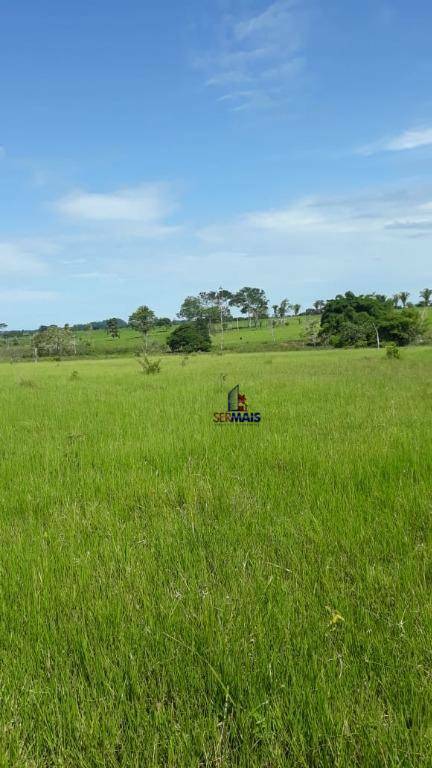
398 291 410 308
313 299 325 313
32 325 75 358
178 296 203 322
129 305 155 352
205 288 233 350
278 299 289 324
106 318 119 338
419 288 432 307
303 319 320 347
230 287 268 327
320 292 422 348
167 320 211 353
292 303 301 320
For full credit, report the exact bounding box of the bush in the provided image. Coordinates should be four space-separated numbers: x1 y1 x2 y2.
167 320 211 353
320 292 423 348
138 356 161 374
386 342 400 359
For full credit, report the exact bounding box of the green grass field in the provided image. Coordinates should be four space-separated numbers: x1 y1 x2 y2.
2 308 432 361
1 348 431 766
0 316 317 360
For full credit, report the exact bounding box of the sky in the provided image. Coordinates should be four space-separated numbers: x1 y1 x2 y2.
1 0 432 327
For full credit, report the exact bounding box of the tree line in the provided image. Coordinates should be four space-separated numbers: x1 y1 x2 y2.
2 285 431 356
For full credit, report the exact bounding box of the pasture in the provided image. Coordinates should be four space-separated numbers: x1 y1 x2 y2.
1 348 432 766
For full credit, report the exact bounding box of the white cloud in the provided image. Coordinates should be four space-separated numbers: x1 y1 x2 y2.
198 186 432 243
0 240 54 276
196 0 307 110
234 0 302 42
55 183 178 235
358 127 432 155
193 185 432 298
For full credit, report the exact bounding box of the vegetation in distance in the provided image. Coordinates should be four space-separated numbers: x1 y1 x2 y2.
1 287 432 361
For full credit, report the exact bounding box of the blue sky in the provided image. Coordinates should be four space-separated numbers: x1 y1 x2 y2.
1 0 432 326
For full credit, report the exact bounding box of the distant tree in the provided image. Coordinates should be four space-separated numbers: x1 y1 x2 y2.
392 294 400 308
32 325 75 357
278 299 289 324
398 291 410 308
292 303 301 320
211 288 233 350
319 292 423 347
167 319 211 353
128 305 155 352
313 299 325 313
303 319 320 347
154 317 172 327
0 322 7 331
419 288 432 307
230 287 268 326
106 318 119 338
178 296 203 322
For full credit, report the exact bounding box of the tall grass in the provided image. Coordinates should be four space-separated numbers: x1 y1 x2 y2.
0 349 431 766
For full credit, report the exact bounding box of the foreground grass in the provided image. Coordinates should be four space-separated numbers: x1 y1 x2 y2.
0 349 431 766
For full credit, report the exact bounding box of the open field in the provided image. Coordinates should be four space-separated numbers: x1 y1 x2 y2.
0 317 313 359
1 349 432 766
2 308 432 360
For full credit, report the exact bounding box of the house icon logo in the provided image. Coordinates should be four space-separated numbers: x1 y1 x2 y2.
227 384 248 413
213 384 261 423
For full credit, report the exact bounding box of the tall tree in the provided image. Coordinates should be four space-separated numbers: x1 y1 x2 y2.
178 296 204 321
292 303 301 319
207 287 233 351
419 288 432 307
313 299 325 313
230 287 268 327
278 299 289 324
106 318 119 338
129 305 155 353
392 294 400 308
399 291 410 308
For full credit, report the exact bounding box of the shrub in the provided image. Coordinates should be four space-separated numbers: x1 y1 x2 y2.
386 342 400 359
167 320 211 353
138 356 161 374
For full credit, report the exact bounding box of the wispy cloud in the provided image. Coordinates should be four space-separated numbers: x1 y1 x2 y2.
358 127 432 156
196 0 308 110
0 239 56 276
198 185 432 242
54 183 179 236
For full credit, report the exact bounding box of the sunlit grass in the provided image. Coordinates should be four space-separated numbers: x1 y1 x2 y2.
0 348 431 766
